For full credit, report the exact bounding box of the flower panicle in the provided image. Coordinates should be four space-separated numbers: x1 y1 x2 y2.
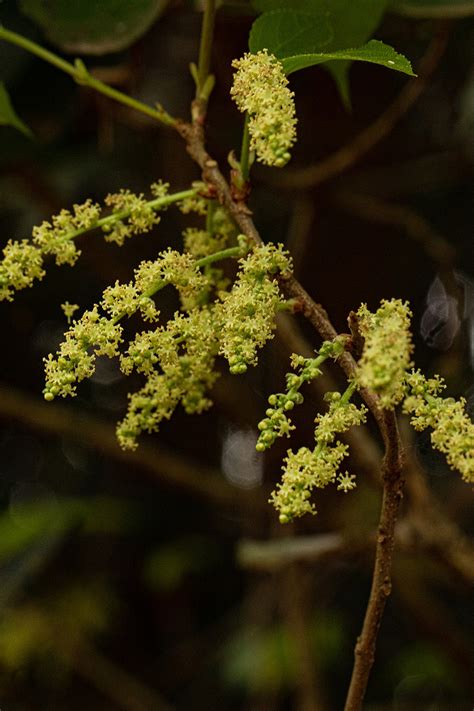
0 181 184 302
403 370 473 483
355 298 413 408
217 243 292 374
270 383 367 523
117 307 221 450
231 49 297 167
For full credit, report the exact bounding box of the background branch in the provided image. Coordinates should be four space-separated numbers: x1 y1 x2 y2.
0 383 256 509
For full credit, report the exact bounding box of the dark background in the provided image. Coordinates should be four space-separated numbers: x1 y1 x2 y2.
0 1 472 709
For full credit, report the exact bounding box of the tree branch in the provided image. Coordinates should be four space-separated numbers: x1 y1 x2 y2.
344 411 404 711
0 383 257 509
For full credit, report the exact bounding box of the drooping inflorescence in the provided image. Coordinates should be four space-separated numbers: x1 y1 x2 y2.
117 307 221 450
271 383 368 523
217 242 292 374
263 297 473 524
40 230 293 450
231 49 297 167
0 182 198 302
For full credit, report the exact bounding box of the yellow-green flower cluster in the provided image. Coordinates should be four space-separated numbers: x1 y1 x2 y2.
356 299 413 408
177 183 208 216
44 248 213 401
231 50 297 167
256 338 347 451
217 243 292 374
403 370 474 483
33 199 101 266
43 307 123 400
102 189 161 246
0 182 192 302
0 240 45 301
270 386 367 523
117 307 221 450
183 227 228 259
135 249 209 312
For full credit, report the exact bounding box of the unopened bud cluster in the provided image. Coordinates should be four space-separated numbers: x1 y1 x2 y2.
256 338 346 451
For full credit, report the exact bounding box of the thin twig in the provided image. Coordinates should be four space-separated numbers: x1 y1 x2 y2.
177 100 407 711
238 532 357 572
344 411 404 711
0 26 176 127
196 0 217 98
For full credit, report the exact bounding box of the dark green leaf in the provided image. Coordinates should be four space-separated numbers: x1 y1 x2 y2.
249 1 390 106
251 0 387 49
280 40 415 77
19 0 170 55
389 0 474 17
314 0 388 107
253 0 324 9
0 82 32 137
249 10 334 57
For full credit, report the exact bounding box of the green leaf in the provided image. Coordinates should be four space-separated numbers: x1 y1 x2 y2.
0 82 32 137
253 0 324 9
19 0 170 55
251 0 388 50
315 0 388 108
389 0 474 17
249 10 334 57
249 1 391 107
280 40 415 77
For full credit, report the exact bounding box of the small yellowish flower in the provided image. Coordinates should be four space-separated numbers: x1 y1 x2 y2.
33 199 101 265
61 302 79 324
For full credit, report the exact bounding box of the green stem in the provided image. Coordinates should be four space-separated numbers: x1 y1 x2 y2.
340 380 358 405
51 188 198 248
196 0 217 99
205 199 216 235
239 114 251 182
112 245 242 325
0 26 176 127
195 245 241 269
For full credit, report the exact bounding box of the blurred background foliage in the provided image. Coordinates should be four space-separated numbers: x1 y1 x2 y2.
0 0 472 709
